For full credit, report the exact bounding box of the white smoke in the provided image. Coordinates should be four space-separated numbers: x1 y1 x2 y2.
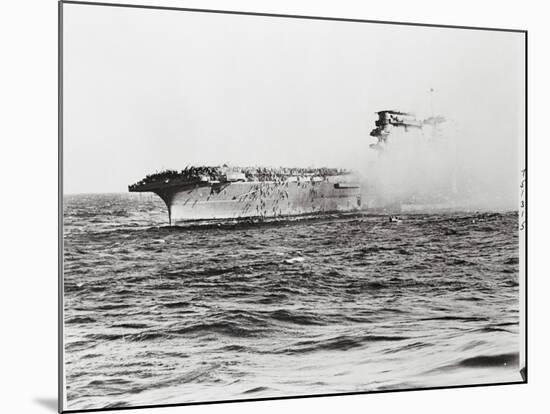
357 118 518 212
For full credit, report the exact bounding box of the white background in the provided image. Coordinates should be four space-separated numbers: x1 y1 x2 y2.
0 0 545 413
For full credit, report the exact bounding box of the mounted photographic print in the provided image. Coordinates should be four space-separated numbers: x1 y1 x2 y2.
59 1 527 412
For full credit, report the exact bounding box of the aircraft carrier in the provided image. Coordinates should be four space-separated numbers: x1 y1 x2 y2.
129 166 362 224
128 110 439 224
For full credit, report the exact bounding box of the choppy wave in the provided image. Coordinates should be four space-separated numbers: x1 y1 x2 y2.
458 353 519 368
63 193 521 410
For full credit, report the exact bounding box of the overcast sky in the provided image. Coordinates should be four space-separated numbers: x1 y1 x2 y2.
63 3 525 194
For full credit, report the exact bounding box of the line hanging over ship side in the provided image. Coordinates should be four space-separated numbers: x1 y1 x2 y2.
129 166 362 224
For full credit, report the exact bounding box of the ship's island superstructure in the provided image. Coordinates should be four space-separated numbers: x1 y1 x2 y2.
369 110 445 150
129 110 446 223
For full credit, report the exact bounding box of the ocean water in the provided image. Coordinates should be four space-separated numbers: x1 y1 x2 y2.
63 193 521 410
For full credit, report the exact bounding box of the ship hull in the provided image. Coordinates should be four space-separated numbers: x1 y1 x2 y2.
152 179 361 224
